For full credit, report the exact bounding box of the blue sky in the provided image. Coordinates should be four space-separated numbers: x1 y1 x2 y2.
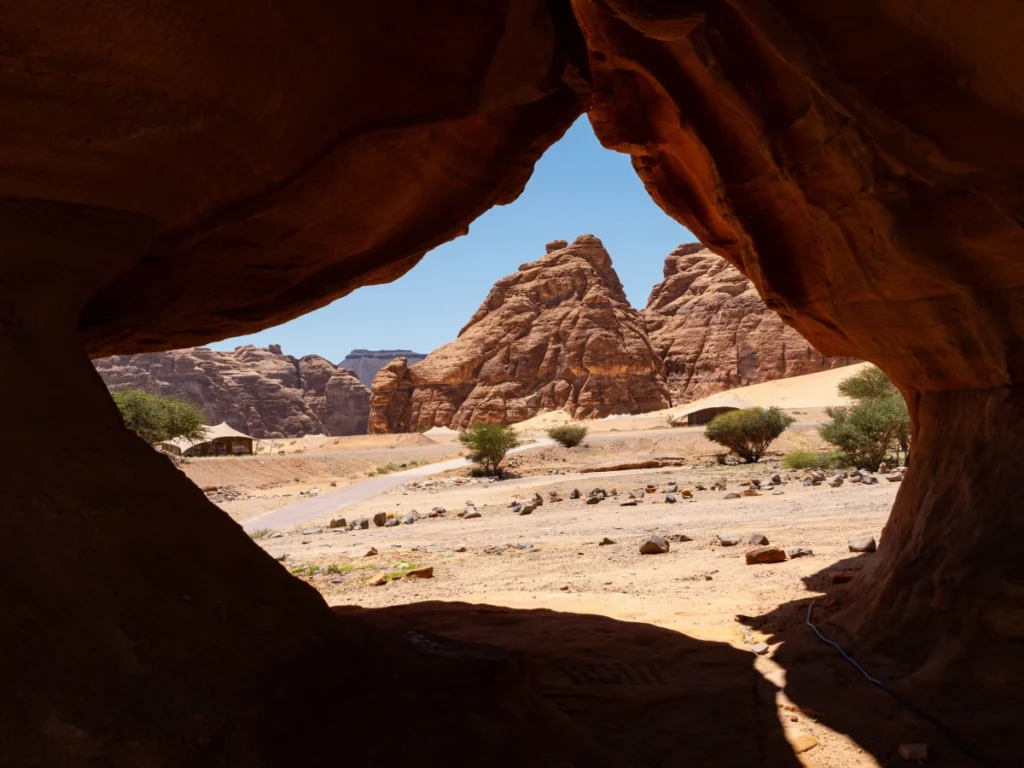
211 117 696 362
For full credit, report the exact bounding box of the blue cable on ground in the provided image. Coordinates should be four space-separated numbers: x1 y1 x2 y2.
805 601 999 768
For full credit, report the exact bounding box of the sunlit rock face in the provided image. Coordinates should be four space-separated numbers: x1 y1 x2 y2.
369 235 671 432
644 244 858 403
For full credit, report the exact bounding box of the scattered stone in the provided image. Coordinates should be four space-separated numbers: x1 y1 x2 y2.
301 527 323 535
639 535 670 555
402 514 416 525
741 489 762 497
464 507 482 519
802 477 815 487
570 489 581 499
329 517 347 529
620 499 639 507
788 547 814 558
772 489 785 496
586 495 601 505
330 575 345 584
268 531 284 538
598 537 616 547
512 502 537 516
406 566 433 579
680 488 693 498
454 546 467 553
533 493 544 506
771 473 782 484
351 517 369 530
887 471 904 482
849 474 862 483
791 734 819 754
827 476 843 487
368 573 387 586
751 642 770 655
745 546 787 565
862 474 879 485
274 553 288 561
717 534 741 546
740 480 752 487
694 483 707 491
560 585 570 591
432 506 447 515
711 479 727 491
848 535 877 553
301 539 311 545
664 494 677 504
748 533 769 545
667 534 693 543
645 484 657 494
897 743 928 761
724 492 741 500
384 518 400 527
372 512 387 527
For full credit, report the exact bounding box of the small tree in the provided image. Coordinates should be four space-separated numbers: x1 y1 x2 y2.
821 366 911 467
111 389 207 444
704 407 794 463
459 423 520 476
548 424 588 448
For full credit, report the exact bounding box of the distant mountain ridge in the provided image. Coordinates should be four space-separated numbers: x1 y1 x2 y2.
342 349 427 387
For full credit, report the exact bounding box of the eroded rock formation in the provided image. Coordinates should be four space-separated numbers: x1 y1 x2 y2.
4 1 1024 763
341 349 427 388
645 244 858 402
96 345 370 437
369 235 670 431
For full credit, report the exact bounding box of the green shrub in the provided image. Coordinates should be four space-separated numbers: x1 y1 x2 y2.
704 407 795 463
547 424 588 448
781 451 844 470
459 423 520 476
111 388 207 444
819 394 910 469
838 366 899 402
248 528 273 540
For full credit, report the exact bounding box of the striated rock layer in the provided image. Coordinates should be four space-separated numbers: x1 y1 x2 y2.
644 244 858 402
369 235 670 432
341 349 427 388
95 345 370 437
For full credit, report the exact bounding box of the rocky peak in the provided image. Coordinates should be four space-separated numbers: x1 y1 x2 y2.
369 237 670 432
644 245 858 402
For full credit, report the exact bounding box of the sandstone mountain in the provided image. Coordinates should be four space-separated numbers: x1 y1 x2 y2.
341 349 427 388
369 236 671 432
96 345 370 438
644 244 858 402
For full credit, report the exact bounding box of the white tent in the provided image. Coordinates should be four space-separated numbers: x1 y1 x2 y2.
158 422 255 456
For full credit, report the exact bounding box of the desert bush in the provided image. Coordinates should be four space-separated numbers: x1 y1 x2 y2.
704 407 795 463
459 423 520 476
819 395 910 469
111 388 207 444
248 528 272 540
781 450 844 470
548 424 588 448
820 366 911 467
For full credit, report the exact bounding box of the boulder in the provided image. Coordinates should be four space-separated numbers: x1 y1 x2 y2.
569 489 581 499
464 507 481 520
512 503 537 516
372 512 388 527
848 535 877 553
585 496 601 505
328 517 347 529
827 476 843 487
639 535 670 555
745 546 787 565
351 518 370 531
405 567 433 579
748 533 769 546
717 535 741 547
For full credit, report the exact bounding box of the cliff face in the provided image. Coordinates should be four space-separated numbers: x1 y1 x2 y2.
644 245 859 403
369 235 670 432
341 349 427 388
95 344 370 438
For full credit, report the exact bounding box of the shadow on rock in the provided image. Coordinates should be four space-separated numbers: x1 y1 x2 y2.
337 601 803 767
740 555 1013 768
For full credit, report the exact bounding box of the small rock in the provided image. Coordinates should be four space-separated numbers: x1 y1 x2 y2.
639 535 670 555
664 495 677 504
586 496 601 505
351 517 369 530
827 476 843 487
771 473 782 484
802 477 815 486
848 535 877 553
513 502 537 516
717 534 741 546
533 493 545 506
432 506 446 515
741 489 761 497
329 517 347 529
406 567 433 579
667 534 693 543
570 489 581 499
274 553 288 561
464 508 482 519
372 512 387 527
711 480 727 491
772 489 785 496
560 584 570 591
269 531 284 538
791 734 819 754
680 488 693 498
301 539 311 545
364 547 378 557
645 485 657 494
384 518 400 527
748 533 769 546
368 573 387 586
862 475 879 485
454 546 467 553
620 499 639 507
751 642 770 655
745 546 787 565
887 471 904 482
598 537 616 546
724 492 741 500
787 547 814 558
850 474 863 483
301 527 322 535
897 743 928 761
402 514 415 525
330 575 345 584
694 483 707 491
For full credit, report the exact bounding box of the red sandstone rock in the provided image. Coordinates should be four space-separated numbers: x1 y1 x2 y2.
368 236 671 432
644 244 858 402
95 345 369 437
